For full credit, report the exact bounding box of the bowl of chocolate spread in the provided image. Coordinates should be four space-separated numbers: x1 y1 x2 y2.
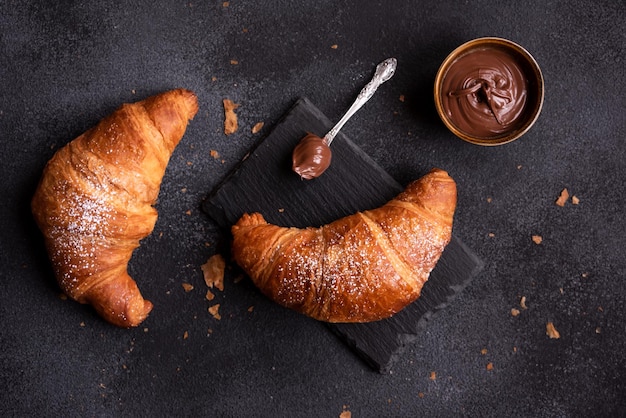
434 37 544 145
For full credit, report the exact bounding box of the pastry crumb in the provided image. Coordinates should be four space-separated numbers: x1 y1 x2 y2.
511 308 520 317
480 348 488 355
520 296 527 309
206 290 215 301
331 44 338 49
182 283 194 292
429 371 436 381
210 149 220 159
209 304 221 320
486 362 494 371
399 94 405 102
230 59 239 65
183 331 189 339
202 254 225 291
252 121 264 134
223 99 239 135
532 235 542 244
248 306 254 312
546 322 560 339
339 410 351 418
556 188 569 206
572 195 580 205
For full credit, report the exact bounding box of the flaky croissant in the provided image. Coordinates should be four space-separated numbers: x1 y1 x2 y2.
32 89 198 327
231 168 457 323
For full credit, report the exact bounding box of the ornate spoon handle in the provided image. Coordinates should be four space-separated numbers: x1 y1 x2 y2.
324 57 397 146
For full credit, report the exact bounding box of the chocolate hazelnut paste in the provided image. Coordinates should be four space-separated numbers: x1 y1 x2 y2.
441 47 528 138
292 133 332 179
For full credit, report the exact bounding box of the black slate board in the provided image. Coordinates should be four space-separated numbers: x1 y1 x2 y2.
202 97 483 372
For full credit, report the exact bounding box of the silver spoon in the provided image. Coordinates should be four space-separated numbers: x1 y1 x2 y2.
292 57 397 180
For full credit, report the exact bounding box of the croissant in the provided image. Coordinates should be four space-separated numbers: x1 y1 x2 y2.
231 168 457 323
31 89 198 327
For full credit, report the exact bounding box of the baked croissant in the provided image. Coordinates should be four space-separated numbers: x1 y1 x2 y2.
231 168 457 323
31 89 198 327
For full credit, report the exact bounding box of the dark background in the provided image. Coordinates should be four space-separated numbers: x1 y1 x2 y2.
1 1 624 416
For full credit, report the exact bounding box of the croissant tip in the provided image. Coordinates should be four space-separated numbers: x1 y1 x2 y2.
176 88 199 119
125 299 153 328
234 212 267 228
102 298 153 328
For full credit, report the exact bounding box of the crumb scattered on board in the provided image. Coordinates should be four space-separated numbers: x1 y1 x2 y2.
223 99 239 135
251 121 264 134
520 296 527 309
546 322 561 339
532 235 543 244
182 283 194 292
486 362 494 371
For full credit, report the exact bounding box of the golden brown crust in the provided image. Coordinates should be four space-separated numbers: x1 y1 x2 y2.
231 168 457 323
31 89 198 327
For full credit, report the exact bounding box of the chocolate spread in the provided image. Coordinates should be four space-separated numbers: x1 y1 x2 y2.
292 133 332 179
441 47 529 138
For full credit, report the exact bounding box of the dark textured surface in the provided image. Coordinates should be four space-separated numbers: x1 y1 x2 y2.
1 1 625 417
204 97 484 373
